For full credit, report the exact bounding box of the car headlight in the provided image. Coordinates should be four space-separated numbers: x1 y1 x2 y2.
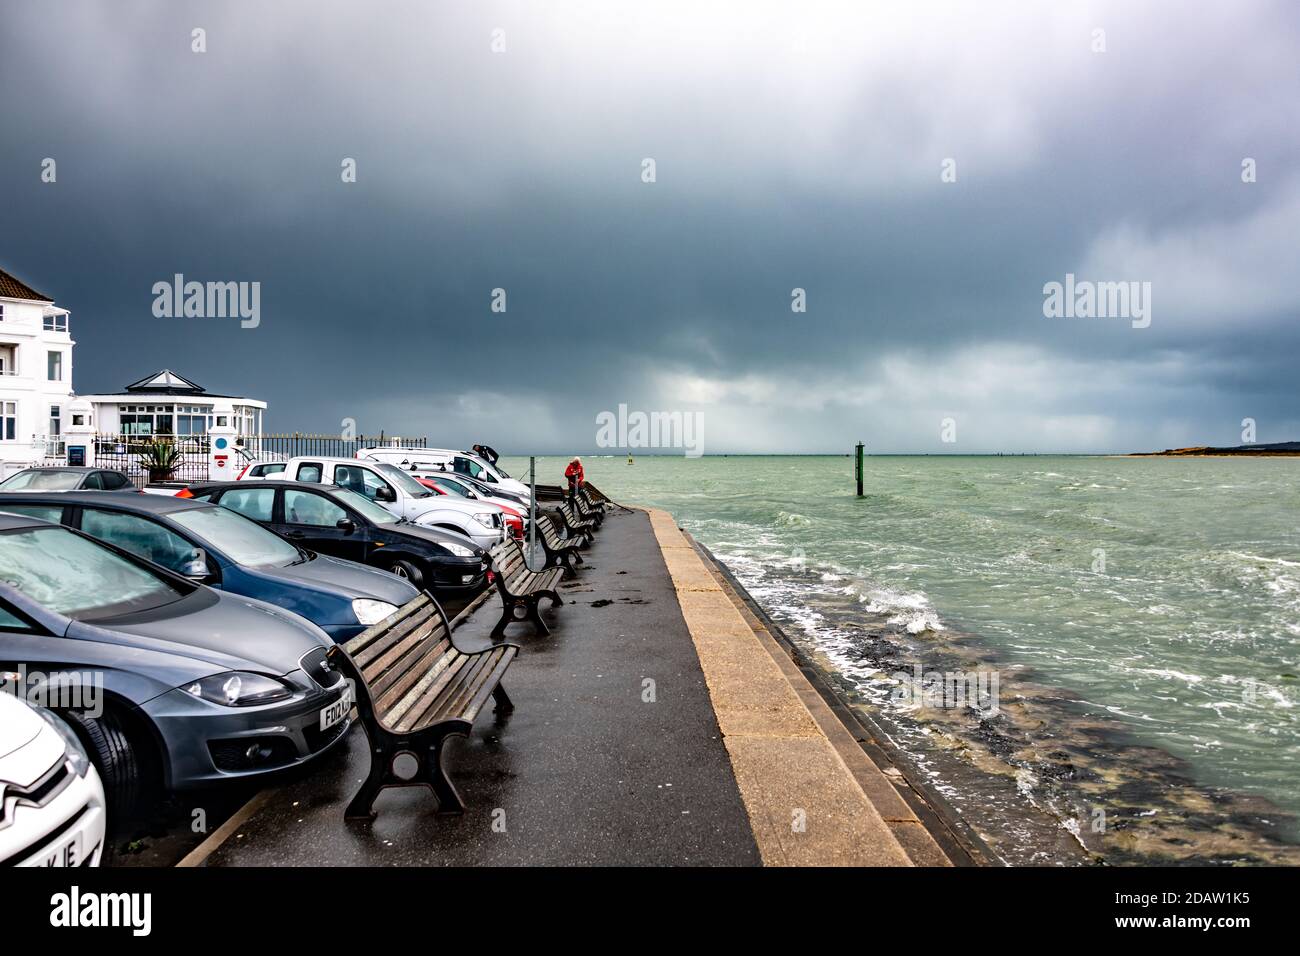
474 513 496 528
441 541 476 557
183 672 293 707
352 599 399 626
37 709 92 778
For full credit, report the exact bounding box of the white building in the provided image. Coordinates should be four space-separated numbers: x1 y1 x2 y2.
1 263 268 477
0 265 74 473
80 369 268 441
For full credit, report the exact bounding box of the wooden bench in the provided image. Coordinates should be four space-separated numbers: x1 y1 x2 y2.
327 594 518 819
534 514 584 575
488 538 565 638
558 501 597 541
579 486 607 516
574 489 605 527
583 483 613 508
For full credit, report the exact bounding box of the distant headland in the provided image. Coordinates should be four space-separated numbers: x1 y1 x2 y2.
1132 441 1300 457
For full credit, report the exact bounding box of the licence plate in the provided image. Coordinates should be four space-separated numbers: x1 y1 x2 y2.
319 685 353 731
36 829 84 867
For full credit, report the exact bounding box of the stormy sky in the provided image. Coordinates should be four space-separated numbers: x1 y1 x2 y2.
2 0 1297 454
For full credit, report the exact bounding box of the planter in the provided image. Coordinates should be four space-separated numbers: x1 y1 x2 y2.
148 466 176 483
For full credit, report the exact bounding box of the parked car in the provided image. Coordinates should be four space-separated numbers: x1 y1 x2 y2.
236 461 287 480
356 447 530 498
184 481 488 595
0 693 107 866
412 472 525 539
446 471 531 509
0 512 353 810
0 491 417 642
245 456 507 550
0 466 135 492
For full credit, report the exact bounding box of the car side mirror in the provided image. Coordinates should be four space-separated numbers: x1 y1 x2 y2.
336 518 356 534
375 486 396 502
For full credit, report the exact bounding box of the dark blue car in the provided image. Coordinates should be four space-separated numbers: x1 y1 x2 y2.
0 491 418 641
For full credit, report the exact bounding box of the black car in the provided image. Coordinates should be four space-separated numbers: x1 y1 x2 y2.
0 466 135 492
186 481 488 595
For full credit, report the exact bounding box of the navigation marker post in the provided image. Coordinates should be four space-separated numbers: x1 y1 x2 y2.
855 442 864 497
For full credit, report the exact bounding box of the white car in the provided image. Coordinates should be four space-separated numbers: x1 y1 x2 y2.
356 447 530 499
248 456 507 550
233 448 286 480
0 692 107 867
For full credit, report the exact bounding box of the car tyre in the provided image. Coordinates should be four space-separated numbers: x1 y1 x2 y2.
387 557 425 589
60 707 147 823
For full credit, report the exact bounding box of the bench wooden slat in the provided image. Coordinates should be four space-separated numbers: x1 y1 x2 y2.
344 594 433 660
373 637 455 713
351 599 438 669
430 649 503 724
364 616 447 689
461 649 517 724
386 649 471 732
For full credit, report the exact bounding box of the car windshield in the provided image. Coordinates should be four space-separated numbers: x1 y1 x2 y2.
331 488 398 524
0 526 185 620
376 463 435 498
0 470 83 491
171 505 302 568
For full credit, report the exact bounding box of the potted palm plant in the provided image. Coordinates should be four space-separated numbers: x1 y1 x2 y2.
140 439 184 483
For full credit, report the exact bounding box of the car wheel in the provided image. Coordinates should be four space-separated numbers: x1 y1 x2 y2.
59 707 148 823
387 558 425 589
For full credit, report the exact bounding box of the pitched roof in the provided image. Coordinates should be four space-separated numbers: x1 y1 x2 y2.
0 264 54 302
124 369 207 393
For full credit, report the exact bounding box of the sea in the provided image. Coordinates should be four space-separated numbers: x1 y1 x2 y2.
501 454 1300 865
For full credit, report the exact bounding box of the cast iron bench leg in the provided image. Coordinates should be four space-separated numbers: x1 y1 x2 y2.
526 598 551 636
346 736 392 821
427 733 465 815
492 682 514 713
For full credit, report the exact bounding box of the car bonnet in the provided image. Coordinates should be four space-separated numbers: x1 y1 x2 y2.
260 553 420 604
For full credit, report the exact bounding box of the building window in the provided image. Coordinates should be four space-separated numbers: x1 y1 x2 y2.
1 401 15 441
47 351 63 382
49 405 64 455
0 304 5 321
43 314 68 332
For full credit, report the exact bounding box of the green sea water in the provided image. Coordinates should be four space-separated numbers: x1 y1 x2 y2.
502 454 1300 862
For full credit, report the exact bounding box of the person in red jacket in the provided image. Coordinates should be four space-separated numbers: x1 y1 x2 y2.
564 456 585 500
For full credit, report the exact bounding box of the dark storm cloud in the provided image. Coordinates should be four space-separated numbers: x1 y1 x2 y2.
2 0 1297 453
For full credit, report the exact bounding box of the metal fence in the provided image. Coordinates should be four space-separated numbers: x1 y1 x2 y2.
40 432 427 486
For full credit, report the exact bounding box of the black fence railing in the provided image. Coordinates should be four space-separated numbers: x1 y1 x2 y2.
88 435 213 486
46 432 427 486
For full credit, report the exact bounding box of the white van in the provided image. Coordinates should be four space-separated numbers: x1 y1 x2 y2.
356 447 530 499
244 456 507 549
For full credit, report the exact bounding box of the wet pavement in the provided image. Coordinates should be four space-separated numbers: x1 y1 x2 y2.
202 509 761 866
